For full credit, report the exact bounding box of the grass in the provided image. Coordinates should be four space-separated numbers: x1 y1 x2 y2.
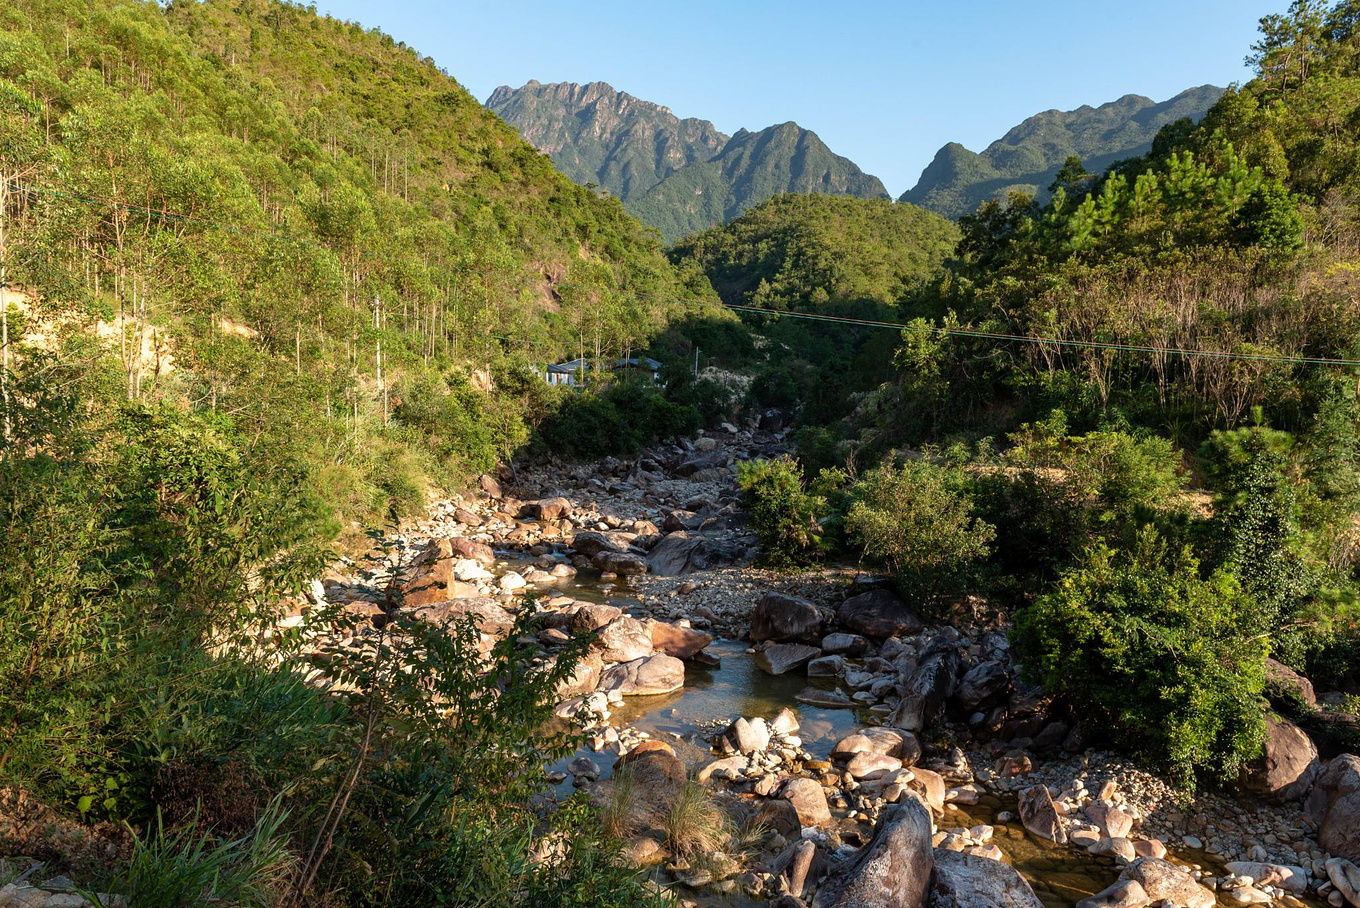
662 781 733 862
86 801 295 908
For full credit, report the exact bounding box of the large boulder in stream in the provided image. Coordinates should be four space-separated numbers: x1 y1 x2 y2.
598 654 684 696
593 616 654 664
810 795 933 908
397 596 515 636
889 643 959 732
647 621 713 659
1239 712 1319 803
750 592 822 642
1117 857 1215 908
646 532 708 576
836 589 923 638
1017 784 1067 844
931 848 1044 907
756 643 821 675
591 550 648 576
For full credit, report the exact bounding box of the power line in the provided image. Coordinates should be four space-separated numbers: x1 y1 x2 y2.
9 179 1360 369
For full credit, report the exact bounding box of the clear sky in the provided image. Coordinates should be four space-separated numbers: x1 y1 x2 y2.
316 1 1278 197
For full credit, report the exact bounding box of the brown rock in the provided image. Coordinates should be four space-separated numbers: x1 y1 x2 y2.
599 654 684 696
647 621 714 659
836 589 924 638
1306 753 1360 862
592 550 648 576
1118 858 1214 908
781 778 832 828
399 539 481 607
1018 785 1067 844
931 848 1044 907
1265 657 1317 707
594 616 654 663
570 603 622 633
1240 712 1320 804
751 592 823 643
534 497 573 521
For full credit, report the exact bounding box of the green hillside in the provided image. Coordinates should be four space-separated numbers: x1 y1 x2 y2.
485 80 728 201
0 0 722 528
902 86 1224 218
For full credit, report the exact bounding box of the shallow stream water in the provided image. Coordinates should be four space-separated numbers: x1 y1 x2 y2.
519 558 1323 908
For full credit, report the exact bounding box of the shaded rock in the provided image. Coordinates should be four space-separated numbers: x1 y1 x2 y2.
889 645 959 732
795 687 855 708
648 621 713 659
1241 712 1319 804
592 550 648 575
770 839 823 900
571 603 623 633
1306 753 1360 862
955 660 1010 712
931 848 1044 907
811 796 932 908
807 655 845 677
1119 858 1214 908
908 766 946 814
1089 837 1136 863
751 592 823 643
754 798 803 837
594 616 654 663
647 532 709 576
599 654 684 696
837 589 924 638
781 777 832 828
820 633 870 656
757 643 821 675
553 652 603 699
1018 785 1066 844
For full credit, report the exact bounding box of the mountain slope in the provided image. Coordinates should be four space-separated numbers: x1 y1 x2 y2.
488 81 889 241
902 85 1224 218
485 80 728 201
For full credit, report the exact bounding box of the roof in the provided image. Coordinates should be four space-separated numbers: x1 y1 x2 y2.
546 358 590 373
614 356 663 371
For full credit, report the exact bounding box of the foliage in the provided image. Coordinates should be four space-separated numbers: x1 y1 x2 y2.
844 459 995 611
1013 529 1269 788
737 456 827 567
534 378 702 459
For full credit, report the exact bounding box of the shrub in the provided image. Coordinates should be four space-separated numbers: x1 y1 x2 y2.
1013 528 1268 787
738 456 826 567
845 459 995 610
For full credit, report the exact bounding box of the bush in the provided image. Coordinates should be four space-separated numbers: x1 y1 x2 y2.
845 459 995 611
738 456 827 567
535 380 700 458
1013 528 1268 787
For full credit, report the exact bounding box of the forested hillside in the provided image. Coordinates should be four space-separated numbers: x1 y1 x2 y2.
902 86 1223 218
490 81 891 241
0 0 726 529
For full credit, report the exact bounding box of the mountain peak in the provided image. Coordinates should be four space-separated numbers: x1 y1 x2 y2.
490 84 887 241
902 85 1225 219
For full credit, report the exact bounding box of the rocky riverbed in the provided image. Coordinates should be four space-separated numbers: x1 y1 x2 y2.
276 422 1359 908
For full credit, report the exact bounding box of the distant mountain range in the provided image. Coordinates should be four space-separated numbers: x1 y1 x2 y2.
900 86 1225 219
487 81 888 241
488 81 1225 235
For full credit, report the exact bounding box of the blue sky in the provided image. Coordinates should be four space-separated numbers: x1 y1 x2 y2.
317 1 1278 197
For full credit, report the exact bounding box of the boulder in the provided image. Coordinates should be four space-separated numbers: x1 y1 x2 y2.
722 717 771 754
399 596 515 636
594 616 654 663
807 655 845 677
811 796 933 908
820 633 870 656
955 660 1010 712
599 654 685 696
1326 857 1360 908
1265 657 1317 707
553 652 604 699
592 551 648 576
845 752 902 780
751 592 823 643
1307 754 1360 862
570 603 622 633
647 621 713 659
931 848 1044 907
770 839 823 900
1241 712 1320 804
781 778 832 828
889 645 959 732
1018 785 1066 844
836 589 924 638
570 531 619 558
1118 858 1214 908
753 799 803 837
448 536 495 566
534 497 573 521
756 643 822 676
1223 861 1308 894
399 539 482 607
646 532 709 576
1086 801 1135 839
478 473 503 499
908 766 946 814
1075 880 1150 908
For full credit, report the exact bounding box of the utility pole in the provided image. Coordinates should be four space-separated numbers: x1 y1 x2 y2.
694 347 700 378
373 294 386 424
0 175 11 447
